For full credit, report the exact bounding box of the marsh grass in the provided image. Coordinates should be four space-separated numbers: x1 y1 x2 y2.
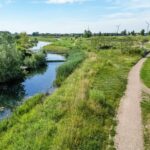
141 93 150 150
141 58 150 88
55 50 86 86
0 35 145 149
0 47 139 149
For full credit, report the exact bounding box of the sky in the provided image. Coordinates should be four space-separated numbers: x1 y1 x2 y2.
0 0 150 33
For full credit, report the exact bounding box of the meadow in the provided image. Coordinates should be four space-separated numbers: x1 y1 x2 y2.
0 35 145 149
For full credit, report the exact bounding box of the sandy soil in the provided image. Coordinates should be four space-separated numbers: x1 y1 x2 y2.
115 58 146 150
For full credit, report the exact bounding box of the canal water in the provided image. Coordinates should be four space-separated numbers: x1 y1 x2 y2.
0 42 65 120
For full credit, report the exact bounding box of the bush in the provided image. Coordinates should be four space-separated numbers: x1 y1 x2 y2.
0 32 23 83
24 51 46 69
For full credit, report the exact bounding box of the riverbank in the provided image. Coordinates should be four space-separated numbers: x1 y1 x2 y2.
0 41 65 120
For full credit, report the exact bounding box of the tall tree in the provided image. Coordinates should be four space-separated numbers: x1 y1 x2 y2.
140 29 145 36
131 30 136 36
121 30 127 36
84 30 92 38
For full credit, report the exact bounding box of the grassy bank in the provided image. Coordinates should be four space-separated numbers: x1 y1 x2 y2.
43 37 79 54
141 58 150 88
141 93 150 150
55 50 86 86
0 47 139 149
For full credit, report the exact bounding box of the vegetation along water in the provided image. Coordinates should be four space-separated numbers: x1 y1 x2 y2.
0 33 149 149
0 36 65 120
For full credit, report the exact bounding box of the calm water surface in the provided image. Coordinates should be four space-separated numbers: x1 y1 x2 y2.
0 42 65 120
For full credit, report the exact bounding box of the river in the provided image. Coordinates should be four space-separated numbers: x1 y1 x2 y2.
0 41 65 120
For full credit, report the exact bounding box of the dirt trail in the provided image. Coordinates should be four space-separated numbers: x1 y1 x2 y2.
115 58 146 150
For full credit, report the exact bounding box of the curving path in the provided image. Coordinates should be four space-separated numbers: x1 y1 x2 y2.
115 58 147 150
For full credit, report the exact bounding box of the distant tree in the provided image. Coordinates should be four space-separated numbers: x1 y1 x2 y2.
140 29 145 36
84 30 92 38
98 32 102 36
16 32 33 55
32 32 39 36
128 32 131 35
131 30 136 36
121 30 127 36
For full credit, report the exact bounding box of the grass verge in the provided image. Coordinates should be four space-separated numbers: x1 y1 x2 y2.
55 50 86 86
141 93 150 150
141 58 150 88
0 49 139 150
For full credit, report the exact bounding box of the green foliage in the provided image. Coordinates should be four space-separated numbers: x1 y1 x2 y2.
131 30 136 36
0 32 22 83
43 37 76 54
0 46 139 149
16 32 46 70
43 45 69 54
0 32 46 83
89 89 105 103
121 30 127 36
0 36 143 149
24 51 46 69
55 50 86 86
141 29 145 36
0 94 44 133
141 58 150 88
16 32 31 53
84 30 92 38
141 93 150 150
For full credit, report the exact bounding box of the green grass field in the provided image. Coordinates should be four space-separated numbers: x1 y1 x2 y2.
0 36 144 149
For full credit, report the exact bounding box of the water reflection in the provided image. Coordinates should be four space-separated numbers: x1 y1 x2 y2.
0 41 64 120
0 82 25 108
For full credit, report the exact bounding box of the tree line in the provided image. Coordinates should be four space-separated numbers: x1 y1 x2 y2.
30 29 149 38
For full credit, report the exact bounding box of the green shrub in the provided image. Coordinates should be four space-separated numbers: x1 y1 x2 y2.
141 94 150 149
0 32 23 83
24 52 46 69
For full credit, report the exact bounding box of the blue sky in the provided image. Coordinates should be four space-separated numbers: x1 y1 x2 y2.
0 0 150 33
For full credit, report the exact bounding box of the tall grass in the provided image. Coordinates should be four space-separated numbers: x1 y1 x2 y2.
0 48 139 149
55 50 86 86
141 58 150 88
0 94 44 133
141 93 150 150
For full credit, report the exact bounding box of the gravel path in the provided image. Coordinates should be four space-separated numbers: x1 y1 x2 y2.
115 58 146 150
